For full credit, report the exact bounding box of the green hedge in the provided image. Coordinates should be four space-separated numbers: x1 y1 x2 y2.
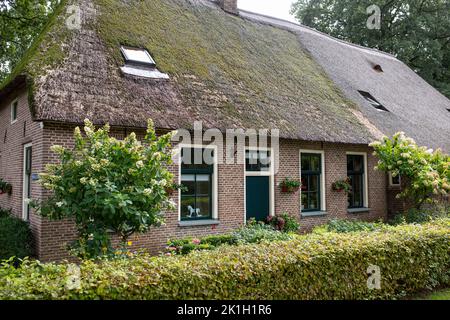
1 221 449 300
0 210 33 262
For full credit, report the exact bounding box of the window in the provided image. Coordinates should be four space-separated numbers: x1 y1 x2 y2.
347 154 366 208
358 91 389 112
245 150 271 172
180 147 215 221
300 153 323 212
120 46 156 67
389 172 401 186
11 100 18 123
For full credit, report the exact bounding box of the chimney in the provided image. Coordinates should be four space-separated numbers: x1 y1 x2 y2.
218 0 238 15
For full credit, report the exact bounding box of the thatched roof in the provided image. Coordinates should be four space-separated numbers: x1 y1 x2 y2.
240 11 450 152
1 0 448 149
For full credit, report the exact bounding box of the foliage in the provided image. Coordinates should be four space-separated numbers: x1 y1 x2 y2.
166 223 292 256
390 205 450 225
332 178 351 193
266 213 300 233
279 178 301 193
314 219 386 234
0 178 12 194
291 0 450 98
370 132 450 208
0 209 33 262
0 0 60 83
33 119 176 259
1 221 449 300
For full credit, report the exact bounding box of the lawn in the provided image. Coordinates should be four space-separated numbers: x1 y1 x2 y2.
413 288 450 300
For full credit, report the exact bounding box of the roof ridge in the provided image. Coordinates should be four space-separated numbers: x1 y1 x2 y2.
237 9 398 60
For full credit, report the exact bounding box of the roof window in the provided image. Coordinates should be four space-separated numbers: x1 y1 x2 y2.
121 46 156 67
358 91 389 112
119 46 168 80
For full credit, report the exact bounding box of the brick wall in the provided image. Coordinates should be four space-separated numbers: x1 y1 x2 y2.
1 95 390 261
0 86 45 256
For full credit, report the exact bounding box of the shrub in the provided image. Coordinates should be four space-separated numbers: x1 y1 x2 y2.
0 211 33 262
266 213 300 233
232 223 293 244
314 219 386 233
33 119 176 259
166 225 290 255
390 206 450 225
370 132 450 208
1 221 449 300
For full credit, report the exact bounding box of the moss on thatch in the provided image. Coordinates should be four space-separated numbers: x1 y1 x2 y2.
0 0 376 144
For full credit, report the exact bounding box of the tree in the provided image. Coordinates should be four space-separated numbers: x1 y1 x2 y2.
0 0 60 83
291 0 450 98
370 132 450 209
34 119 177 259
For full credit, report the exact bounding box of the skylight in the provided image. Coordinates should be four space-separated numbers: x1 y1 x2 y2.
121 46 156 67
358 91 389 112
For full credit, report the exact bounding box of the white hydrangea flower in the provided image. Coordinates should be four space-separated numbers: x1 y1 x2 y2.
136 160 144 168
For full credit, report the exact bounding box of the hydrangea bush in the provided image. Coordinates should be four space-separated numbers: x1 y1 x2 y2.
34 119 176 259
370 132 450 208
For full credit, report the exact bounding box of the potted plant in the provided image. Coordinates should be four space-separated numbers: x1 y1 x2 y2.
165 182 186 196
332 178 351 193
0 179 12 195
279 178 301 193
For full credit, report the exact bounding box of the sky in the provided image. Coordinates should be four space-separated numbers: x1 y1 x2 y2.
238 0 298 23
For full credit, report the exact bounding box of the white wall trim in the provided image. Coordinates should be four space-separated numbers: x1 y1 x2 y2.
346 151 369 208
388 172 401 187
177 144 218 221
244 146 275 223
299 149 326 212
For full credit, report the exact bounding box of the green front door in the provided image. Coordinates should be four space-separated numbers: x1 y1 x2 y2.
246 176 270 221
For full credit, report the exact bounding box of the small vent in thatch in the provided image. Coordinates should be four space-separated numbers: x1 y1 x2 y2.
373 64 383 73
358 91 389 112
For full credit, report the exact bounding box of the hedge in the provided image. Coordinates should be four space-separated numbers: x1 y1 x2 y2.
0 221 449 300
0 210 33 262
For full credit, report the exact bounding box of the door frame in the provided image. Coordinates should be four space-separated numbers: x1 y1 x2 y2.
244 146 275 223
22 142 32 221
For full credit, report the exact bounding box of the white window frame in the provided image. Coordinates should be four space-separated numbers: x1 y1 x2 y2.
388 172 401 187
22 143 32 221
11 99 18 124
346 151 369 208
299 149 326 213
244 146 275 223
120 46 156 66
177 144 218 221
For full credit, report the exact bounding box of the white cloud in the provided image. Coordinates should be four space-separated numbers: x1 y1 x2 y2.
238 0 297 23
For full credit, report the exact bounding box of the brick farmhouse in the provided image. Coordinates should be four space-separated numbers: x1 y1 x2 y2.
0 0 449 261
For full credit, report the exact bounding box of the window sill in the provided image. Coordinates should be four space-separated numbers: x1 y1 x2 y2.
348 207 371 214
301 211 328 217
178 219 220 227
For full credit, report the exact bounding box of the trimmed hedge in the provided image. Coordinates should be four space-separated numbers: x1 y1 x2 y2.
314 219 386 234
0 210 33 262
1 221 449 300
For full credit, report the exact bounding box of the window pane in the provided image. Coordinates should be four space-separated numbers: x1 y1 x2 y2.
301 155 310 171
196 196 211 218
309 192 319 210
196 174 210 195
309 175 319 192
245 150 271 172
182 148 213 172
181 196 196 219
310 155 320 171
